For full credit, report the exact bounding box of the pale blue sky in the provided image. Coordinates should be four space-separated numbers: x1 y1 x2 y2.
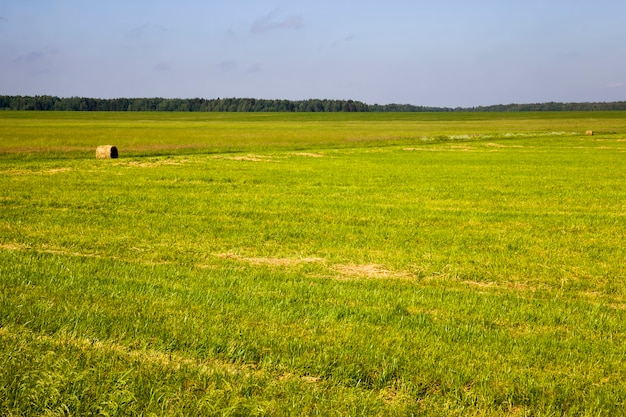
1 0 625 106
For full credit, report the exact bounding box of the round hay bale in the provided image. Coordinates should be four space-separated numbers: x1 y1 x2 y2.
96 145 118 159
585 130 594 136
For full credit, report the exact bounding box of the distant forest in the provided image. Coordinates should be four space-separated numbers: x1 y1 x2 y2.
2 95 626 112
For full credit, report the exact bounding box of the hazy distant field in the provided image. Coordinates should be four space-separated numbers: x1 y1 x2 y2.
2 110 625 156
2 111 626 415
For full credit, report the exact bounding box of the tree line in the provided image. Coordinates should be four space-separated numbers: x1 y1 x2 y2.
1 95 626 112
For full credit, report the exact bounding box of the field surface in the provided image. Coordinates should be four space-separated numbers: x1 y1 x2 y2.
1 111 626 416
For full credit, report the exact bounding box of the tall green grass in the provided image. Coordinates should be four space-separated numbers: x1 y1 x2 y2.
1 112 626 415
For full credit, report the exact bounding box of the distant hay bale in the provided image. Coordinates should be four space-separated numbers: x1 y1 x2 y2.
96 145 118 159
585 130 594 136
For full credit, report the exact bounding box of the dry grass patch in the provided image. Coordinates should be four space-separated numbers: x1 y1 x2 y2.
460 279 533 294
483 143 524 148
0 242 104 259
448 145 475 151
403 146 476 153
214 253 324 267
46 167 74 174
0 242 29 252
116 159 188 168
0 242 173 267
278 373 321 384
213 254 415 281
402 147 435 152
3 167 73 176
333 263 413 280
0 325 256 377
403 147 460 153
291 152 325 158
301 376 321 383
212 154 276 162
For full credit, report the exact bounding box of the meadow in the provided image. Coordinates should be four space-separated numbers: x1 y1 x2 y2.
1 111 626 416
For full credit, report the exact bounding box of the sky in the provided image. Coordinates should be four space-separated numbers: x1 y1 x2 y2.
1 0 625 107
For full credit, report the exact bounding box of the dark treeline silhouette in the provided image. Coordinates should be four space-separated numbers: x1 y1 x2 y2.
0 96 370 112
1 95 626 112
465 101 626 112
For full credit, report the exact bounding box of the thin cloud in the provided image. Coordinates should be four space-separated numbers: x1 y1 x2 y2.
226 28 238 38
15 51 45 63
219 60 238 71
127 23 167 41
246 63 261 73
11 47 59 77
154 62 170 72
251 10 303 34
607 82 624 88
14 47 58 64
332 35 354 47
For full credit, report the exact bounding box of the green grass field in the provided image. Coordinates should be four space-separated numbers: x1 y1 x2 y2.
2 111 626 416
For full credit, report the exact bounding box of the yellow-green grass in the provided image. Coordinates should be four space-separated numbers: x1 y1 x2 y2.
2 111 625 157
1 111 626 415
